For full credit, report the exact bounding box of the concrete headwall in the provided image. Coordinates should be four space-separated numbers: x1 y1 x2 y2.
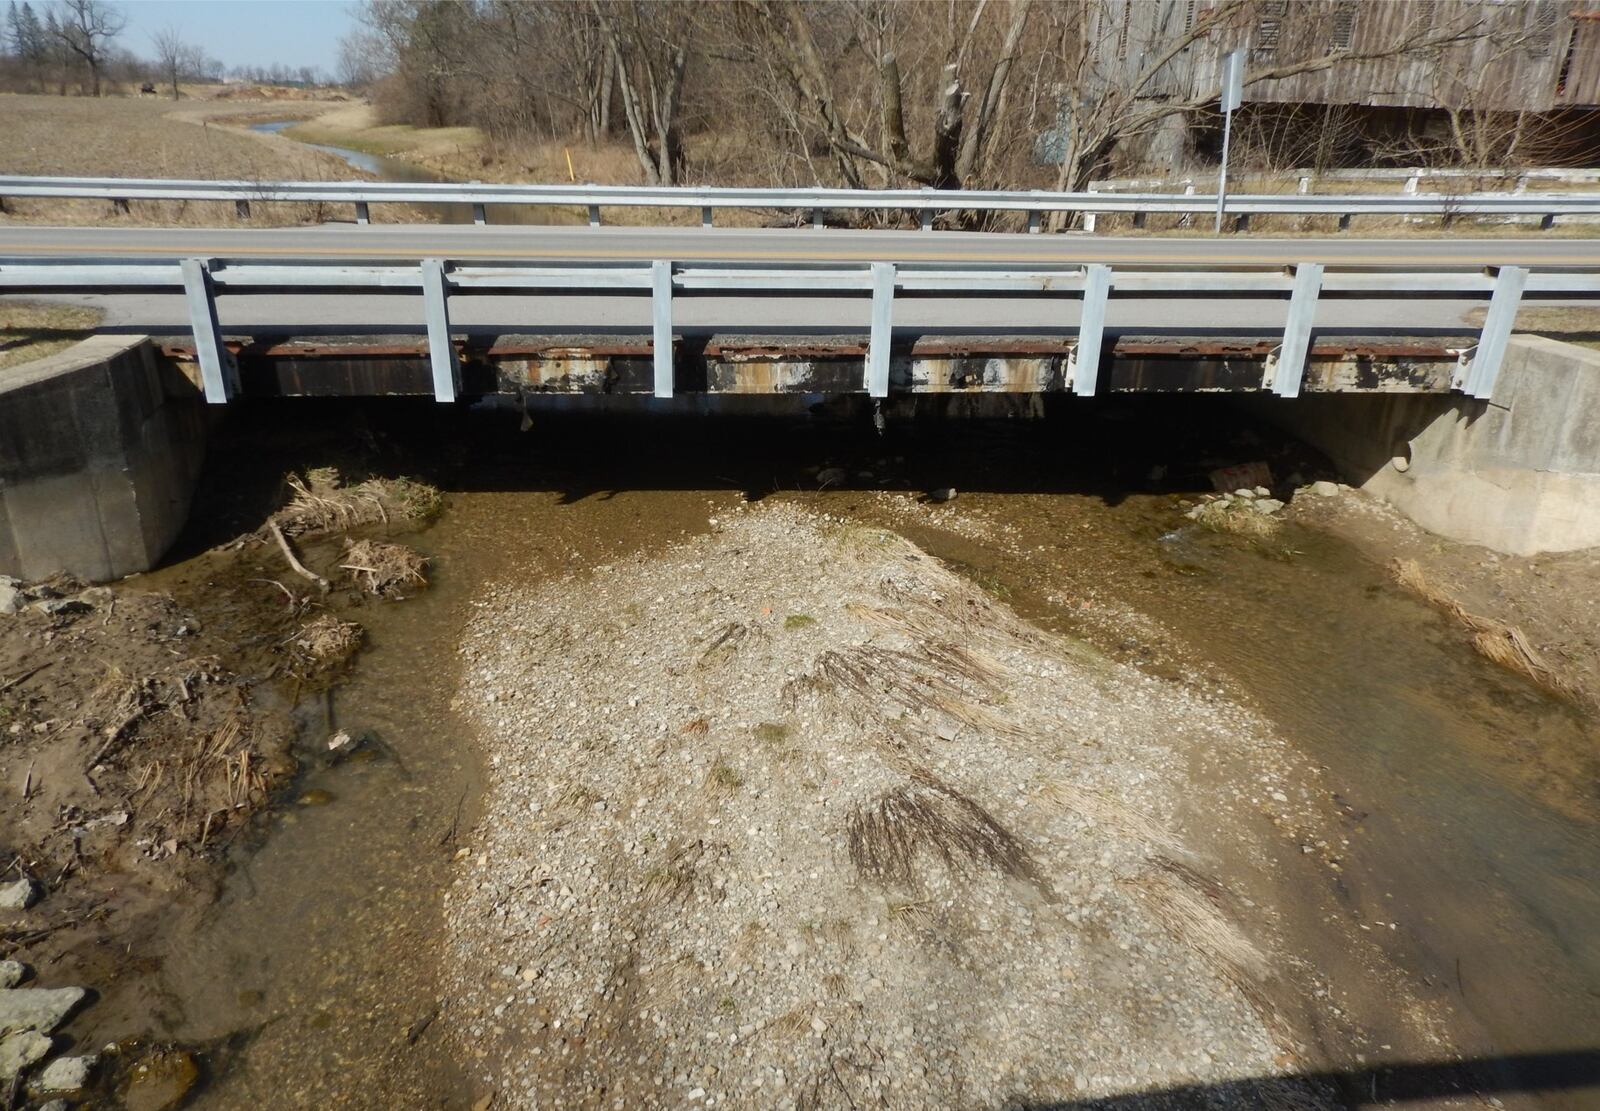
0 335 206 582
1263 335 1600 555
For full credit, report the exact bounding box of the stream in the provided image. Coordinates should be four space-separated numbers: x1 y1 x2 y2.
63 413 1598 1101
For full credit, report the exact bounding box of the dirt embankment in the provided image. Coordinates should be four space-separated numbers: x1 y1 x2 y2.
0 467 438 1104
445 504 1395 1110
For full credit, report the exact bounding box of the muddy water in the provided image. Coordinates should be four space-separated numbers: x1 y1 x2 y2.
113 402 1596 1108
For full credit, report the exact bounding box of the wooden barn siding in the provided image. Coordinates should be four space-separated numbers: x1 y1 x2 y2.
1088 0 1600 111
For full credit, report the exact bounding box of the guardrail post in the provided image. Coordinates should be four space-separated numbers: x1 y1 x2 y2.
420 258 459 403
179 258 237 405
1068 264 1111 396
1084 189 1098 233
1462 265 1527 400
811 208 824 230
355 201 370 224
588 204 601 228
920 208 933 231
472 203 488 225
867 263 894 398
1338 212 1353 231
1540 213 1556 230
1269 263 1323 398
235 199 251 220
1027 210 1041 234
652 260 674 399
701 206 713 229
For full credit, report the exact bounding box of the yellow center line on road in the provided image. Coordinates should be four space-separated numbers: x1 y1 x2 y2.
2 240 1572 267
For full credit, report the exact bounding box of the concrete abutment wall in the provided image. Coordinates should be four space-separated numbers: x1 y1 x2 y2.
1259 335 1600 555
0 335 206 582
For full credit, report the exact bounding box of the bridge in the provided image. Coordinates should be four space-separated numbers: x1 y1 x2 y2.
3 177 1599 580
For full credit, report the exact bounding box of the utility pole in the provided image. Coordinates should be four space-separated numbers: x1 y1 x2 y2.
1214 47 1245 235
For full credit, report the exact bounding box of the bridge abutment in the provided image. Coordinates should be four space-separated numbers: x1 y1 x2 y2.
1260 335 1600 555
0 335 206 582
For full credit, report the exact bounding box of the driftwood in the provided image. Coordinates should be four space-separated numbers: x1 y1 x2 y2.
268 518 330 593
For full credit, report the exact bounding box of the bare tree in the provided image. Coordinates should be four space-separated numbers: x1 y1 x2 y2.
592 0 692 185
52 0 123 95
149 23 188 98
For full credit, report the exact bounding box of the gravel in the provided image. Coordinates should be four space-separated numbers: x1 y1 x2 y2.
445 505 1329 1109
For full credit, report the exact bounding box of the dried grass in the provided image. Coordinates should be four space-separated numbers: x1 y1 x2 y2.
1391 558 1579 699
341 539 429 597
1035 780 1190 857
1190 500 1282 540
785 641 1019 738
1126 863 1268 983
845 773 1035 888
273 468 441 537
293 614 363 664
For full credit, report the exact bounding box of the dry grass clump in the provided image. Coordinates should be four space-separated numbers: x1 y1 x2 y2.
845 773 1035 888
785 641 1016 738
1390 558 1579 699
293 613 363 665
274 468 441 536
1036 779 1190 857
342 539 429 597
1190 499 1281 540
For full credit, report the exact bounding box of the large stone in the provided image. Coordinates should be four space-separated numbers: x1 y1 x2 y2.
0 878 38 911
0 987 87 1037
0 335 206 582
0 961 25 989
38 1052 98 1091
0 1029 51 1081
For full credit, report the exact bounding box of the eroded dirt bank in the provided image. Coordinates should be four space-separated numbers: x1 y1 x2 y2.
2 399 1596 1109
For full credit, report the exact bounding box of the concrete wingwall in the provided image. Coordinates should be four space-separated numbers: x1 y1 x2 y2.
1257 335 1600 556
0 335 207 583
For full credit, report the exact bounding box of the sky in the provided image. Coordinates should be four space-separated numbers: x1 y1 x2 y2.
115 0 361 75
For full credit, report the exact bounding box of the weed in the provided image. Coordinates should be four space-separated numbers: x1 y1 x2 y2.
341 539 428 597
784 613 816 630
707 760 743 794
845 772 1036 888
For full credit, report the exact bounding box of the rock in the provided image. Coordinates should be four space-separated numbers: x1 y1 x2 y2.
929 487 957 503
0 961 25 989
79 586 113 606
0 878 39 911
0 584 21 616
0 1029 51 1081
38 1053 97 1091
816 467 848 487
1310 480 1340 497
37 1101 69 1111
1232 488 1255 499
0 988 86 1037
1255 499 1285 514
122 1048 200 1111
33 598 91 617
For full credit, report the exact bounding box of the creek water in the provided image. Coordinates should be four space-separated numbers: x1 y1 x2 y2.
249 119 559 226
106 402 1596 1108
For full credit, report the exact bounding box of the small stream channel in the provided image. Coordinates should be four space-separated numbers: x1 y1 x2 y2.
91 400 1597 1109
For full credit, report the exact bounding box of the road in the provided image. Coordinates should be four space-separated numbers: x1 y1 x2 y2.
3 224 1595 335
3 223 1599 267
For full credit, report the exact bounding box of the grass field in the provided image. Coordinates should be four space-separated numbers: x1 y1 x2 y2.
0 301 102 370
0 93 364 226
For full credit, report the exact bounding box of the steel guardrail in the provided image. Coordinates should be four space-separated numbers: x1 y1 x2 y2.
3 254 1593 405
5 175 1600 230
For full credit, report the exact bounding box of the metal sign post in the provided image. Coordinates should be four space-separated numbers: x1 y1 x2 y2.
1215 48 1245 235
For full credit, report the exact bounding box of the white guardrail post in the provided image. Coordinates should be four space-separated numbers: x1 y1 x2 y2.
178 257 237 404
652 260 674 399
1268 263 1324 398
420 258 460 403
1462 265 1528 400
1068 264 1111 395
867 263 895 398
